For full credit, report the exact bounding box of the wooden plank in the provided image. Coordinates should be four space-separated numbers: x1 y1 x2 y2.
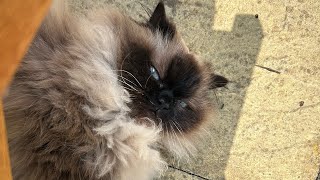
0 1 52 179
0 0 52 96
0 103 11 180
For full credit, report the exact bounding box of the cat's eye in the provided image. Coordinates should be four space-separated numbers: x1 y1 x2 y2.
179 100 188 108
150 66 160 81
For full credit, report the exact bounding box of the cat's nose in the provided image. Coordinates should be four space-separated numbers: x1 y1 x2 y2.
158 89 173 109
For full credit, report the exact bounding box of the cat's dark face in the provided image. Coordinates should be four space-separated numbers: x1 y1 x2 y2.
118 2 228 134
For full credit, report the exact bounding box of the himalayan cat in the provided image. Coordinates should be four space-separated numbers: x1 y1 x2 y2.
4 1 228 180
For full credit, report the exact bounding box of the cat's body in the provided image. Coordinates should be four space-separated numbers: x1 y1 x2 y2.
4 1 227 180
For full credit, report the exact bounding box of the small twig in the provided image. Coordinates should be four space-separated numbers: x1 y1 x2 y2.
168 165 211 180
213 91 224 109
255 65 281 74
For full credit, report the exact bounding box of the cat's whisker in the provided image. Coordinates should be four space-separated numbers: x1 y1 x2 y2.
111 75 141 93
119 52 144 90
88 71 140 93
117 70 143 89
114 73 139 88
119 51 140 89
171 120 183 136
200 127 210 136
169 124 178 149
116 76 144 94
122 86 138 93
169 122 184 150
117 78 139 90
144 74 153 89
172 120 194 155
115 74 147 96
167 125 176 150
118 79 139 92
120 50 133 70
165 123 170 141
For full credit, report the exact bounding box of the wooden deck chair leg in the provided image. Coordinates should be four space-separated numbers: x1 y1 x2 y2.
0 1 52 179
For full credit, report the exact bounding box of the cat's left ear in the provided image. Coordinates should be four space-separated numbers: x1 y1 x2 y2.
149 2 176 39
209 74 229 89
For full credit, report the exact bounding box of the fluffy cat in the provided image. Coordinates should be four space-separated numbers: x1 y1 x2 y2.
4 1 228 179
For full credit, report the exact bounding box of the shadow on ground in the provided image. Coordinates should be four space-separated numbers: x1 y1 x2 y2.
160 0 264 179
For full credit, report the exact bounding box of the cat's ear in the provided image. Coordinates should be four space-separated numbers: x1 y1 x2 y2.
209 74 228 89
149 2 176 39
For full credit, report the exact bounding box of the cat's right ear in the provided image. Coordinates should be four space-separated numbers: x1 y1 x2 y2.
148 2 176 39
209 74 229 89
